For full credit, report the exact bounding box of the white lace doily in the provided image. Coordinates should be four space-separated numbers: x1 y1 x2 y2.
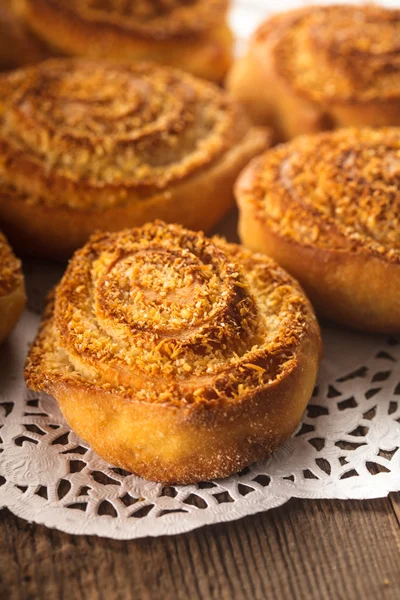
1 0 400 539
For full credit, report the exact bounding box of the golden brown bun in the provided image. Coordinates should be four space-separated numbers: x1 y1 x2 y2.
7 0 233 81
0 1 51 69
227 4 400 141
0 59 269 259
25 221 321 484
0 231 26 343
236 128 400 333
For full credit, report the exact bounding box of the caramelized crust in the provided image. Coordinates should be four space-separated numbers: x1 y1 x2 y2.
0 231 26 343
5 0 233 81
0 59 268 258
236 128 400 333
227 4 400 140
25 221 321 484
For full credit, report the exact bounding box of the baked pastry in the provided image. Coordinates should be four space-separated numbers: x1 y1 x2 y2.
236 127 400 333
227 4 400 141
3 0 233 81
0 232 26 343
0 1 50 69
0 59 268 259
25 221 321 484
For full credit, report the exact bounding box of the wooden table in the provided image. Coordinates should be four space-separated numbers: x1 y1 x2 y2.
1 494 399 600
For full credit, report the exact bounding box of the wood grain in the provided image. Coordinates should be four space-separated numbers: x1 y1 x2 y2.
390 492 400 527
1 496 399 600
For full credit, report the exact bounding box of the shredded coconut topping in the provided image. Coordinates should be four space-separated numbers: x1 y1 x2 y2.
256 4 400 103
250 128 400 263
0 60 246 210
0 232 23 296
26 221 317 407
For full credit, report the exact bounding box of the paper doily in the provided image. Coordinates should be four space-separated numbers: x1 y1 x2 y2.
1 0 400 539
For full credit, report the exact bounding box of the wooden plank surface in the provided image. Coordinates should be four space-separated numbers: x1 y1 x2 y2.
1 495 399 600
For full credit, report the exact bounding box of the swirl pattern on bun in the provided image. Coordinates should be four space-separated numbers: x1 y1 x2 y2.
0 232 26 343
4 0 232 80
228 4 400 140
0 59 268 257
25 221 321 484
236 127 400 333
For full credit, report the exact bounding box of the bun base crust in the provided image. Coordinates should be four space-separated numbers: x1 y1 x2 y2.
237 177 400 334
0 282 25 343
10 1 233 81
228 46 400 142
54 354 318 485
227 7 400 141
27 295 320 485
0 231 26 343
0 127 269 259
